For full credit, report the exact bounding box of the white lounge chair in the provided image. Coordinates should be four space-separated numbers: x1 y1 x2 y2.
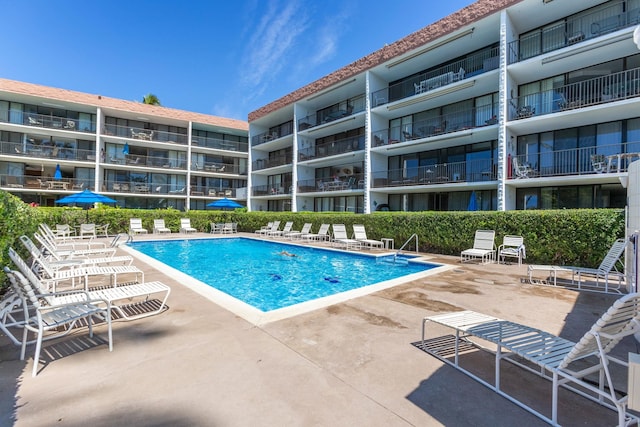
11 247 143 293
39 224 106 250
34 231 117 258
129 218 148 235
20 235 133 268
4 267 112 377
303 223 330 242
180 218 197 234
153 219 171 234
269 221 293 238
352 224 384 249
286 223 312 240
331 224 361 250
497 235 526 265
420 293 640 426
460 230 496 263
258 221 280 237
255 222 273 235
9 250 171 323
528 238 627 293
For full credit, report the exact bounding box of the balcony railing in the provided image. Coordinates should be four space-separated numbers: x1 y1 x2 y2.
191 162 242 174
0 109 96 133
189 186 236 197
511 67 640 120
192 136 248 152
105 154 188 169
250 127 295 147
298 135 365 161
1 140 97 162
371 159 495 188
1 174 92 191
371 47 499 107
251 184 293 196
297 174 364 193
508 1 639 63
103 124 187 145
510 142 640 179
252 154 293 171
372 104 497 146
297 94 366 131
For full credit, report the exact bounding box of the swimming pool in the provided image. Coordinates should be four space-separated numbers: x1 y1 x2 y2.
126 237 448 323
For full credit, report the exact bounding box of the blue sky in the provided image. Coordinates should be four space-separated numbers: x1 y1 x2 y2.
3 0 473 121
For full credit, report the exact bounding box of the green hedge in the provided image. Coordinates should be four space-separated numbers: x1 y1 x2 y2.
0 189 625 288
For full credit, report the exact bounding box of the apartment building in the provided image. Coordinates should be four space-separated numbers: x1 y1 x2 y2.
0 79 248 210
248 0 640 213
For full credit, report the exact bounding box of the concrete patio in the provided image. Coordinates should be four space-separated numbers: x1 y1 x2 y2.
0 232 636 426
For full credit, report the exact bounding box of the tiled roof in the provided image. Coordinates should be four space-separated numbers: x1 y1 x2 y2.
0 78 248 131
249 0 522 121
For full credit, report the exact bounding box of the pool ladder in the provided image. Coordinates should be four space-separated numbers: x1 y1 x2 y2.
393 233 419 262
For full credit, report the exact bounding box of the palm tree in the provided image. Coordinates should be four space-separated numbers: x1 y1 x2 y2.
142 94 161 106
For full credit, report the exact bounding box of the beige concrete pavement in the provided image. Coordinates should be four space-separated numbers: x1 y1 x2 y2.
0 233 637 426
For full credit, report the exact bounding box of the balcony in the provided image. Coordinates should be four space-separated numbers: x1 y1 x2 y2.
297 94 366 131
508 1 640 63
103 124 187 145
511 67 640 120
371 159 495 188
191 162 242 174
192 136 248 152
2 140 97 162
372 104 497 146
298 135 364 161
1 174 92 191
0 109 95 133
509 143 640 179
297 175 364 193
371 47 499 107
189 186 235 198
251 184 293 197
252 154 293 171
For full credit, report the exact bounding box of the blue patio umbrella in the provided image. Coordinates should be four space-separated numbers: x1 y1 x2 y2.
54 164 62 180
56 189 117 219
122 143 129 155
468 191 478 211
207 198 243 210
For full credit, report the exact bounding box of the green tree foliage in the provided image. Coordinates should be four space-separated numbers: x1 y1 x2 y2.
142 94 161 106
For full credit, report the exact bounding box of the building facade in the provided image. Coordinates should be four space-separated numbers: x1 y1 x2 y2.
0 79 248 209
248 0 640 213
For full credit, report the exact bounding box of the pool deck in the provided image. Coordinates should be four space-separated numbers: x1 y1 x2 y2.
1 232 636 426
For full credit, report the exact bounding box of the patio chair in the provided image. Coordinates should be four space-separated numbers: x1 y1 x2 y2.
512 157 536 179
420 292 640 426
4 267 112 377
497 235 526 265
222 223 236 234
285 223 312 240
591 154 607 173
460 230 496 263
256 221 279 237
302 223 330 242
9 251 170 324
20 235 133 269
129 218 148 235
269 221 293 238
34 230 116 258
528 238 627 293
211 223 225 234
331 224 362 250
11 247 143 293
78 223 97 240
180 218 197 234
153 219 171 234
352 224 384 249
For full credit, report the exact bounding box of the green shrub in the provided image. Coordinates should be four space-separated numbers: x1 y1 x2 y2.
0 190 625 290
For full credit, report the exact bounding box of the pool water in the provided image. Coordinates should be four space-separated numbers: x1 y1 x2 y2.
130 238 437 312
